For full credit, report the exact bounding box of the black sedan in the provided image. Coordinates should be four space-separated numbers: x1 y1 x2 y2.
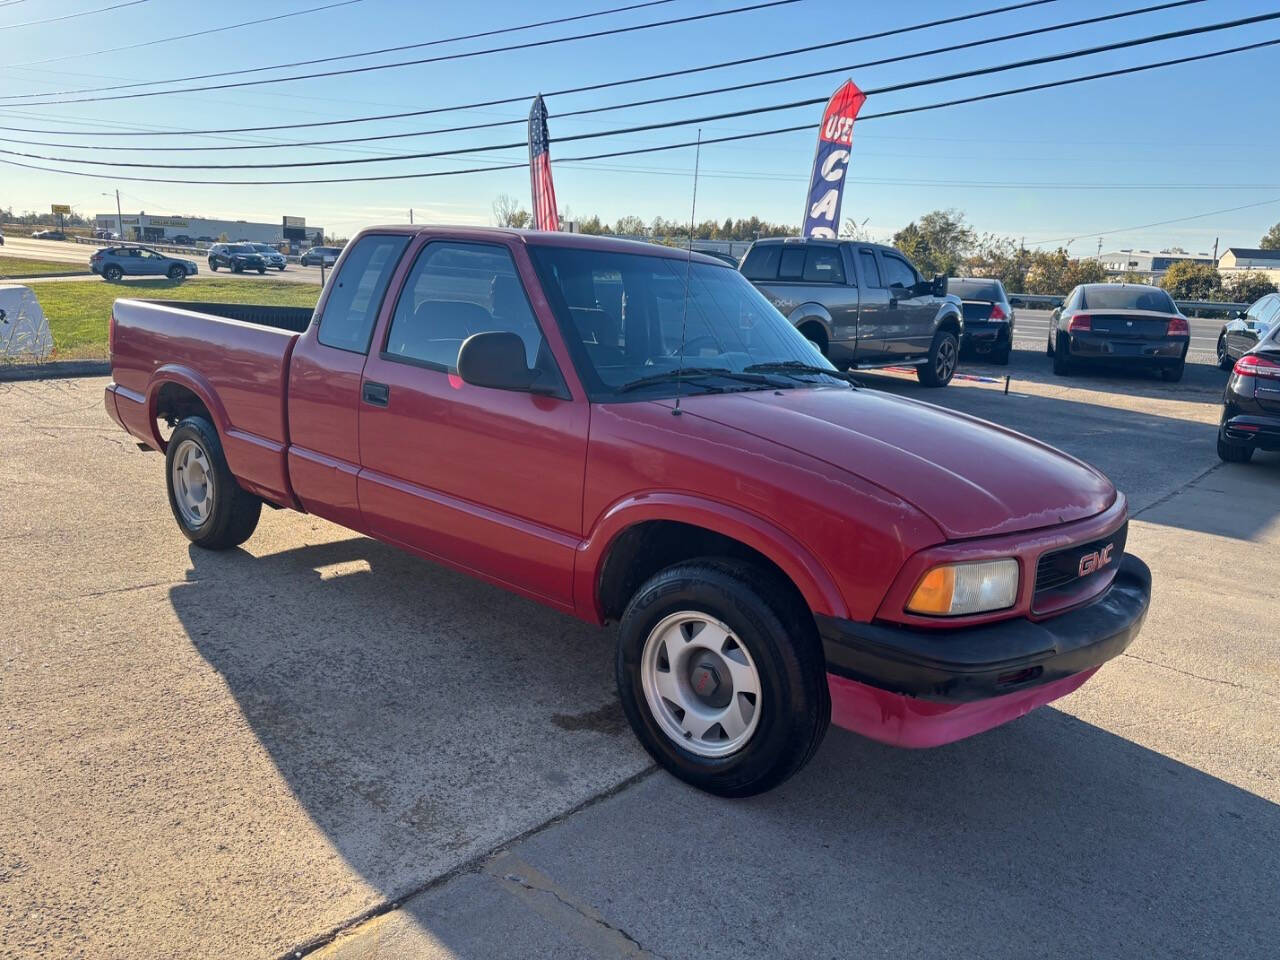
1048 283 1189 381
1218 323 1280 463
950 277 1014 364
1216 292 1279 370
207 243 267 274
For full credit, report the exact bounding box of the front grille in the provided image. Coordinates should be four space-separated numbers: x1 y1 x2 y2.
1034 522 1128 603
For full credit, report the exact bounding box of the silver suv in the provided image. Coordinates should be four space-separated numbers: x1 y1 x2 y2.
741 238 964 387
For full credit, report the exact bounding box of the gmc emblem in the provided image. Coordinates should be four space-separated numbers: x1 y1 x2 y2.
1078 543 1115 577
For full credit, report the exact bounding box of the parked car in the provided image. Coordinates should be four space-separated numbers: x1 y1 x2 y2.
171 235 195 246
741 237 964 386
1217 321 1280 463
250 243 287 271
195 236 216 244
104 226 1151 797
1047 283 1189 381
0 227 4 246
31 230 66 240
949 277 1015 364
300 246 341 267
1216 292 1280 370
90 246 198 281
207 243 267 274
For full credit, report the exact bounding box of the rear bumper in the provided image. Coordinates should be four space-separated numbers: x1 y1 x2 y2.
1221 413 1280 450
819 554 1151 746
1068 332 1187 363
961 321 1011 353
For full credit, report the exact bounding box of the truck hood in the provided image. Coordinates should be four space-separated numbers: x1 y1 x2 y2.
671 387 1115 540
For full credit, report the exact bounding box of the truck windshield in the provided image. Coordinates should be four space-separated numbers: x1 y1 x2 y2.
527 244 844 400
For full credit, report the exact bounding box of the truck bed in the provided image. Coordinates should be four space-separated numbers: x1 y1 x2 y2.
107 299 316 507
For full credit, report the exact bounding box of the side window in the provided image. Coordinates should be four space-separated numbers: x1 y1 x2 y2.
384 241 550 374
1258 296 1280 326
316 234 409 353
881 254 917 289
778 246 806 281
740 244 780 281
858 249 883 287
802 247 845 284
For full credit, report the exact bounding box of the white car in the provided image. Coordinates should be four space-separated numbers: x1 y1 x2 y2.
250 243 287 271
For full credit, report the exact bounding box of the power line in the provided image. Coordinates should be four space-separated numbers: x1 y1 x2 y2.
0 0 147 30
0 0 1064 135
1 34 1274 187
0 0 800 104
6 11 1272 171
1027 198 1280 248
0 0 676 71
0 1 365 68
0 0 1203 154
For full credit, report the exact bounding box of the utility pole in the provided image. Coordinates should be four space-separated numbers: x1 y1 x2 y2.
409 208 414 225
1213 236 1219 262
115 189 123 239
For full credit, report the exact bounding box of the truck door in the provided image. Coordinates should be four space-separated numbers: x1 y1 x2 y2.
877 249 934 357
853 247 891 356
356 237 588 610
287 232 412 531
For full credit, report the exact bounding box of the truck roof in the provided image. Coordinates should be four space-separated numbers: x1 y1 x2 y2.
748 236 894 253
359 224 729 266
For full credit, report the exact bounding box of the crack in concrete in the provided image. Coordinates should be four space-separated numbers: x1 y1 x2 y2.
1121 652 1278 702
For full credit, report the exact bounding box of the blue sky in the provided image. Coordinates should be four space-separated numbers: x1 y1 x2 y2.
1 0 1277 251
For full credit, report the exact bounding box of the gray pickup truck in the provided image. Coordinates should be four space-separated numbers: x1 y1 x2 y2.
741 237 964 387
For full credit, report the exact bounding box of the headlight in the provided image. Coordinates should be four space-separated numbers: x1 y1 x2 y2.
906 558 1019 616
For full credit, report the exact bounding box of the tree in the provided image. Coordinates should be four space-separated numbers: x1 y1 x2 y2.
964 235 1031 291
1160 260 1222 300
492 193 530 229
614 215 646 236
1260 221 1280 250
891 209 976 277
1021 249 1105 295
1223 270 1277 303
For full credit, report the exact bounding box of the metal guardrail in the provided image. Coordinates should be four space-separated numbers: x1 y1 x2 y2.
1008 292 1247 316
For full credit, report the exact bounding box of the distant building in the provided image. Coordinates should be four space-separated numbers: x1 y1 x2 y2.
94 212 323 246
1218 247 1280 284
1096 249 1215 280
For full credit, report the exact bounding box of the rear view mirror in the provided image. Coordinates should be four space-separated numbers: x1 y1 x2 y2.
932 274 948 297
457 331 538 392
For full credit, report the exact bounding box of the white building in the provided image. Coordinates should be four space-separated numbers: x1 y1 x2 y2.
94 212 323 246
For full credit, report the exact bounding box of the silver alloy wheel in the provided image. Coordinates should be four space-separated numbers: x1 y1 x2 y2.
640 611 762 758
171 438 214 528
935 335 958 382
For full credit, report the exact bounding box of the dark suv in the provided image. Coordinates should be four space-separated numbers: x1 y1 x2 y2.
741 238 963 386
208 243 267 274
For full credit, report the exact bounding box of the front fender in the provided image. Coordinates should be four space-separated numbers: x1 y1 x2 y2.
574 491 849 624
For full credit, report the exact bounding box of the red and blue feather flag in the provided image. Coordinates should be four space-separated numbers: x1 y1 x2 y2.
528 95 560 232
801 80 866 239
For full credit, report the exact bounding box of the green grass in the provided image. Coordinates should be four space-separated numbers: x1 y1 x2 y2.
31 277 321 358
0 255 88 278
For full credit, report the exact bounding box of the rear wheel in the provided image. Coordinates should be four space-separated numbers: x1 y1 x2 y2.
1217 337 1233 371
165 416 262 550
992 347 1011 365
1217 434 1254 463
1045 332 1054 357
1053 336 1073 376
232 263 243 274
616 559 829 797
1160 360 1185 382
103 264 123 281
916 328 958 387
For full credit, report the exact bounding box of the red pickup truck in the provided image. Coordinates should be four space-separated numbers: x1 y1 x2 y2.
105 226 1151 796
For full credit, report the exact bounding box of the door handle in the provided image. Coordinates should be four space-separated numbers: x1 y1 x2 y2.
362 381 390 407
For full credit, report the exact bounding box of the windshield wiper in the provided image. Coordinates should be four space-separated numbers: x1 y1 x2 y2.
614 367 777 394
743 361 858 385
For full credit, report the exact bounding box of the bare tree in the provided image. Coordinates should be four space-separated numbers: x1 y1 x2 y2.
492 193 531 229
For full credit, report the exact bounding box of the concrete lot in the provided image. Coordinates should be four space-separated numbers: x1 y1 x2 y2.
1 348 1276 959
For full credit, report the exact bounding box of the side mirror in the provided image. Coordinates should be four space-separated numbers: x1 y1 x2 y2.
457 331 547 393
931 274 948 297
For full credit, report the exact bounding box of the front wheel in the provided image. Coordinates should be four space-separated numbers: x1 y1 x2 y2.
616 559 829 797
167 265 185 280
165 416 262 550
257 267 266 274
1217 337 1233 371
209 261 218 271
916 328 958 387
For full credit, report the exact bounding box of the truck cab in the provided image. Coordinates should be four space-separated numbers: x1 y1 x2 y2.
740 237 963 386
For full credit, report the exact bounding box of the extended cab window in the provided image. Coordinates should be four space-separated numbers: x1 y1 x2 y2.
384 241 552 374
802 247 845 284
858 249 882 287
740 244 780 281
881 253 917 289
316 234 409 352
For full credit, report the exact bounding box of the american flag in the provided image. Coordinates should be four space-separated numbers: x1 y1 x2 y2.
528 95 560 232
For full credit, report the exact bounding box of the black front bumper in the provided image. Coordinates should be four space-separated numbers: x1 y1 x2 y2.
817 555 1151 703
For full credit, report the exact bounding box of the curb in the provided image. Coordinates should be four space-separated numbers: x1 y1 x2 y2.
1 271 93 281
0 360 110 382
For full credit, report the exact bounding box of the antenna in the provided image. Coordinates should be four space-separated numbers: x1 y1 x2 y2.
672 128 702 417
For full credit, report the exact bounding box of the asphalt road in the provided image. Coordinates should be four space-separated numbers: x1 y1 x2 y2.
1 235 325 285
1 349 1276 959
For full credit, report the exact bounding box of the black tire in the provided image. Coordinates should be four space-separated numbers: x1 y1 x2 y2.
277 264 286 271
1160 360 1185 383
1217 434 1254 463
103 264 123 281
916 328 959 387
616 559 830 798
209 261 218 271
257 267 266 274
1045 332 1054 358
992 347 1011 365
167 265 185 280
165 416 262 550
1053 336 1073 376
232 263 243 274
1217 337 1233 371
